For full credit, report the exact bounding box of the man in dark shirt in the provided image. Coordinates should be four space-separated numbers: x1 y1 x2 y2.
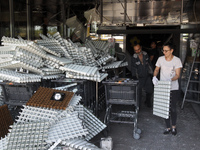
131 43 153 108
149 41 159 70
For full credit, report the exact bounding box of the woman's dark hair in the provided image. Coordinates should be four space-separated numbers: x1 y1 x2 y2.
163 43 174 50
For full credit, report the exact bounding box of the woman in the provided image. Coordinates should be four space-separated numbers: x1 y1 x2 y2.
152 43 182 135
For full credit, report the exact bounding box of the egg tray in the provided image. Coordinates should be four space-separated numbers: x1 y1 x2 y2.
26 87 74 110
47 112 88 143
7 121 50 150
153 81 171 119
75 105 107 141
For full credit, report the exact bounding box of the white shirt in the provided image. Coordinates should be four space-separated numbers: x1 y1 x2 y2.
156 56 183 90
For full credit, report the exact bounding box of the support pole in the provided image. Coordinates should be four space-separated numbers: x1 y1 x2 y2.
9 0 14 37
27 0 31 40
62 0 67 39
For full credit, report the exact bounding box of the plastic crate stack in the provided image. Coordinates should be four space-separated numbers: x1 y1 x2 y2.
0 87 106 150
153 81 171 119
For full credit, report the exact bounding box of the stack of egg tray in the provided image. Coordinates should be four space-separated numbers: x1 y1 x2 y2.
60 64 108 82
37 34 64 57
40 67 65 80
51 32 70 57
64 41 85 65
92 40 109 54
26 87 74 110
92 40 107 50
39 45 61 58
0 61 43 75
119 61 128 67
102 61 123 70
1 36 30 46
0 45 44 75
0 37 70 76
65 71 108 82
52 32 67 48
0 45 43 67
0 105 13 138
60 64 98 77
153 81 171 119
0 69 41 83
46 54 73 66
96 55 115 66
39 33 49 40
41 68 63 75
78 47 97 67
75 105 107 141
74 42 82 47
7 121 50 150
85 39 98 58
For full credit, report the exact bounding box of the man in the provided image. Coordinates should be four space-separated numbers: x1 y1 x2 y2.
131 43 153 108
152 43 182 135
149 41 159 70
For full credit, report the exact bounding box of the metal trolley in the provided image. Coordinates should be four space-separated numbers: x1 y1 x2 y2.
103 78 141 139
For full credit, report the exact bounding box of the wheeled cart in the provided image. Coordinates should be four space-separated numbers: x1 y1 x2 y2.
103 78 141 139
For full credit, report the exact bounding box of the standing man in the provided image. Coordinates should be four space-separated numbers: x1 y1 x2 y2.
149 41 159 70
131 43 153 108
152 43 182 135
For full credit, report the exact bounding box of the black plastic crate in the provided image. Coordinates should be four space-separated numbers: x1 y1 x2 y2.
0 82 41 106
103 78 139 105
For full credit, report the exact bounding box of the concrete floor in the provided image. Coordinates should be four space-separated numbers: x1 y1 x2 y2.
2 93 200 150
92 102 200 150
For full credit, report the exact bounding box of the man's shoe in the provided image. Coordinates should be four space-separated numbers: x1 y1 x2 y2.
171 128 177 136
163 128 171 134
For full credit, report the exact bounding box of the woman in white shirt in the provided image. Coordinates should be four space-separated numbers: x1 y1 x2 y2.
152 43 183 136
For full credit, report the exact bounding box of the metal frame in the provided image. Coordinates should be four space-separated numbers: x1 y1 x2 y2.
103 78 141 139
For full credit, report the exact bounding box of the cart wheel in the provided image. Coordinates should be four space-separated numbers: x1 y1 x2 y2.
133 132 140 140
102 123 110 137
136 128 142 134
103 128 109 137
104 106 111 125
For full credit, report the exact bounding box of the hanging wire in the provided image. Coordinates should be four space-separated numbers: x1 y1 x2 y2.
117 0 132 22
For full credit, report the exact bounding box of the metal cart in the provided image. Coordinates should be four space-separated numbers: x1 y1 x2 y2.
103 78 141 139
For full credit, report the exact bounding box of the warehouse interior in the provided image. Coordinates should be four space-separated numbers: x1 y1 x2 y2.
0 0 200 150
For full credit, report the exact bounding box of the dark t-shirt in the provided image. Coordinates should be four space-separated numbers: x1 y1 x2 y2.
149 48 159 68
